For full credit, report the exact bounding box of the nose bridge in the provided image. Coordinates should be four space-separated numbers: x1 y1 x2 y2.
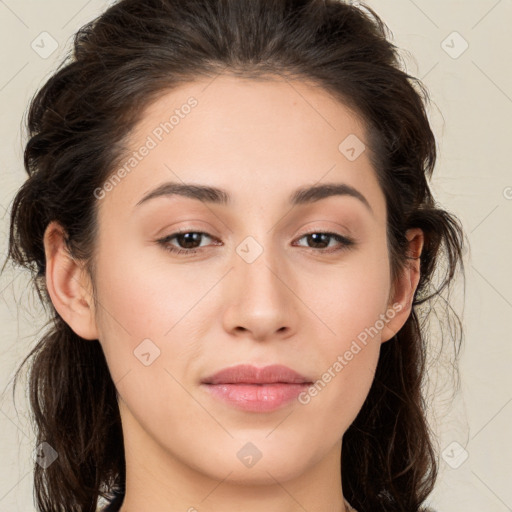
222 230 298 339
236 231 288 302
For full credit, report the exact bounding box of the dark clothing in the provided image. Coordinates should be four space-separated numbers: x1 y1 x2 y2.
100 489 124 511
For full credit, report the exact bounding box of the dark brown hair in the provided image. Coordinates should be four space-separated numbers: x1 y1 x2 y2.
4 0 465 511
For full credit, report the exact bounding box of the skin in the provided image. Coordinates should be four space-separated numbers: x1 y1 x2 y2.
43 75 423 512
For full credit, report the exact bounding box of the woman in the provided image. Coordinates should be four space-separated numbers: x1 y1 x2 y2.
5 0 464 511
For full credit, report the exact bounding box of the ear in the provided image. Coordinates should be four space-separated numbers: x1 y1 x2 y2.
381 228 424 343
43 221 99 340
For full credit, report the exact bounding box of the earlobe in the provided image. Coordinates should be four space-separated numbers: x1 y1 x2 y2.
43 221 99 340
381 228 424 343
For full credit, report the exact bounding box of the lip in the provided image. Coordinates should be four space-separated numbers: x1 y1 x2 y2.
201 364 313 412
201 364 311 385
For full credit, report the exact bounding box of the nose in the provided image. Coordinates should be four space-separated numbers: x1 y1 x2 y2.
221 238 300 342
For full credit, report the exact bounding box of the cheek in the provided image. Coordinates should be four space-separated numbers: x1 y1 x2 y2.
92 237 202 338
91 250 203 432
295 299 383 447
91 239 221 402
90 241 172 375
295 247 391 428
310 245 391 343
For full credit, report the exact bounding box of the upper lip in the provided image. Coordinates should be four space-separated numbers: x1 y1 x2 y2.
201 364 312 385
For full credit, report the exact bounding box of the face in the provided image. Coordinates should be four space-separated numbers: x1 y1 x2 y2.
53 75 415 490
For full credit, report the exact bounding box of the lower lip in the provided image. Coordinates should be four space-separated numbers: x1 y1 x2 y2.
201 383 310 412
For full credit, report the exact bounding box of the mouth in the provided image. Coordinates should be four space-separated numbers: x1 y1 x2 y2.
201 364 313 412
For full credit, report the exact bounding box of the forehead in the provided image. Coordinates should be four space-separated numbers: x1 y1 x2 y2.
99 74 386 220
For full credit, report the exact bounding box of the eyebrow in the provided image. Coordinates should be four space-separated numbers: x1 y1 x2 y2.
134 181 373 214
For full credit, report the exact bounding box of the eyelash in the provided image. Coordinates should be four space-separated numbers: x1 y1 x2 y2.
156 228 355 256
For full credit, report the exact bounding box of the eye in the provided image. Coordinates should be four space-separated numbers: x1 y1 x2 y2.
156 229 354 257
293 231 355 253
156 230 219 255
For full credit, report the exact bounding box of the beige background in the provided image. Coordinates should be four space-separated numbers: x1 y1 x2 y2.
0 0 511 510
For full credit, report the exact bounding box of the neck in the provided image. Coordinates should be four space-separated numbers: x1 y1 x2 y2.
117 401 349 512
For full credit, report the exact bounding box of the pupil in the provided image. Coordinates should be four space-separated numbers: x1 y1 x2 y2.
309 233 328 248
179 233 200 248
